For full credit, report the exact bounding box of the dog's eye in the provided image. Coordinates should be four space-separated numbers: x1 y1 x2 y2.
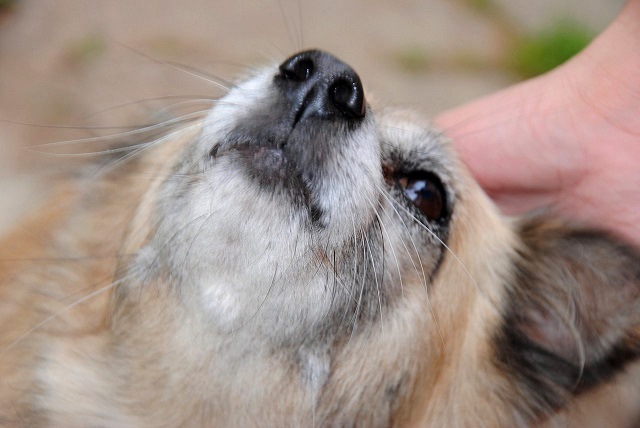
398 173 446 223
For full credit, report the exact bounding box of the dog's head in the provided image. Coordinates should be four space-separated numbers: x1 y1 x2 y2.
110 50 640 426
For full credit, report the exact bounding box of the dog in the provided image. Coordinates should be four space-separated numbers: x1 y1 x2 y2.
1 49 639 427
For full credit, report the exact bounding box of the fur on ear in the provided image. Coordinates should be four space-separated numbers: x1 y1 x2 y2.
494 217 640 419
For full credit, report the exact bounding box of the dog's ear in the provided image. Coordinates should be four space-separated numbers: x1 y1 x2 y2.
495 217 640 417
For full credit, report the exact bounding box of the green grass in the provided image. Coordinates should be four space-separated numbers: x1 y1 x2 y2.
507 19 594 78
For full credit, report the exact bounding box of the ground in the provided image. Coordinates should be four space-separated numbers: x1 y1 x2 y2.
0 0 624 235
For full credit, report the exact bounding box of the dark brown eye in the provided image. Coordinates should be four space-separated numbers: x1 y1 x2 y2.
398 173 447 223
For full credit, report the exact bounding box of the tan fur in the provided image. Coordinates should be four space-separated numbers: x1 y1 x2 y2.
1 52 639 427
0 140 516 427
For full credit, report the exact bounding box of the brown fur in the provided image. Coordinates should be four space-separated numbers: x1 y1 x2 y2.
1 52 640 427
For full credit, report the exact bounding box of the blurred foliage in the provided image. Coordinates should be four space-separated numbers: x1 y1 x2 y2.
0 0 16 16
507 20 593 78
66 34 106 65
463 0 595 78
466 0 493 13
395 46 430 73
394 0 595 80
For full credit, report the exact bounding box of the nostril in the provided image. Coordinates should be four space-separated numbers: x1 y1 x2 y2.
280 55 314 82
331 80 353 105
330 77 365 119
278 50 367 121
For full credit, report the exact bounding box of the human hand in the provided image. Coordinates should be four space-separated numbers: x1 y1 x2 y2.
435 0 640 248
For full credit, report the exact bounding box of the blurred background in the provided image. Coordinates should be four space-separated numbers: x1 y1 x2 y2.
0 0 625 235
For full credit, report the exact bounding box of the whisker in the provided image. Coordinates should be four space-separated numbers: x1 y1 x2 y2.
364 230 384 335
113 41 233 92
338 216 364 333
151 99 217 118
377 191 429 291
162 61 234 90
0 273 134 359
0 118 151 131
28 110 207 151
347 230 368 345
377 188 446 349
275 0 299 52
82 94 221 121
28 142 156 157
388 192 484 299
92 121 203 177
0 253 132 263
296 0 304 49
363 191 405 298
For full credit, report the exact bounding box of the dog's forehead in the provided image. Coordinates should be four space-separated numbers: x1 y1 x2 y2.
376 108 446 152
376 108 456 175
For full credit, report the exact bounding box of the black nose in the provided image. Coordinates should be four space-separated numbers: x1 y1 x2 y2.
277 50 366 121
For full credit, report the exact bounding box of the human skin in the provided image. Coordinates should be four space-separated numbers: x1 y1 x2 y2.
435 0 640 249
